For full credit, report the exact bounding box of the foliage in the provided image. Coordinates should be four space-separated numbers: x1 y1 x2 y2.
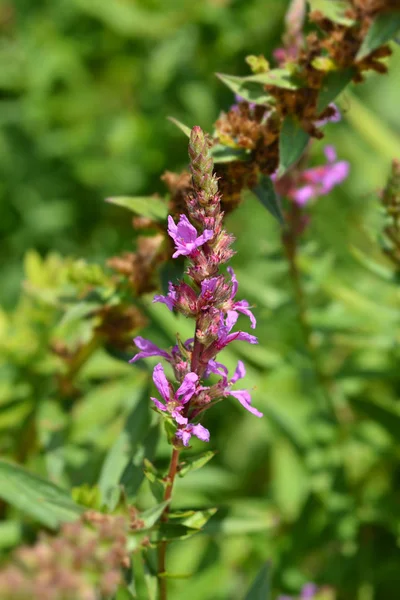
1 1 400 600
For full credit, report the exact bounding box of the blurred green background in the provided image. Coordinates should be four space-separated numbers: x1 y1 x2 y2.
0 0 287 308
1 1 400 599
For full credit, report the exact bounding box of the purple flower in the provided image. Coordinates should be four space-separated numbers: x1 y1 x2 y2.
204 358 229 378
150 363 198 425
214 314 258 352
153 282 177 311
232 93 256 111
315 103 341 127
226 267 256 328
130 337 171 363
289 145 349 206
200 277 221 302
168 214 213 258
223 361 263 418
175 423 210 446
301 583 318 599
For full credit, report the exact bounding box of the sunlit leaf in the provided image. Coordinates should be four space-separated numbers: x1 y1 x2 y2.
179 451 216 477
106 196 168 221
216 73 272 105
308 0 355 26
244 68 300 90
211 144 249 163
171 508 217 529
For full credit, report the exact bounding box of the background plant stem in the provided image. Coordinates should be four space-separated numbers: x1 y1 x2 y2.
281 203 337 418
157 446 181 600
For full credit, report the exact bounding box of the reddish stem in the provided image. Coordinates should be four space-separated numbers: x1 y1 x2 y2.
157 320 205 599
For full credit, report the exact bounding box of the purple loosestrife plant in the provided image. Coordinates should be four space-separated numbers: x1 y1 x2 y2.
130 125 262 447
130 125 262 599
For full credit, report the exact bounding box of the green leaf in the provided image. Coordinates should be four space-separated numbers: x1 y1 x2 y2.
131 552 151 600
271 438 309 521
350 246 394 282
216 73 272 105
115 586 136 600
106 196 168 221
178 451 216 477
277 116 309 177
202 504 277 535
244 562 271 600
167 116 191 138
98 389 152 509
211 144 249 164
0 459 84 529
140 501 169 529
317 68 354 112
58 301 100 327
244 69 300 90
171 507 217 529
143 459 166 503
349 397 400 441
151 523 199 542
0 520 23 550
308 0 355 26
357 12 400 60
251 174 284 225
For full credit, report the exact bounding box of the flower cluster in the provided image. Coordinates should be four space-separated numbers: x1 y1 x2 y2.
130 126 263 446
274 145 349 207
0 511 130 600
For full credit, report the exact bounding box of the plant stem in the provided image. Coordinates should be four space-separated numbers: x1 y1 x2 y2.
281 204 337 418
157 446 181 600
157 319 204 599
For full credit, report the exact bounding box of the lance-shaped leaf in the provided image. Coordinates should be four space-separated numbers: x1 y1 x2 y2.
317 68 354 112
216 73 272 105
178 450 216 477
308 0 355 26
350 246 394 282
167 116 191 138
244 562 271 600
357 12 400 60
151 523 199 542
0 459 84 529
278 115 309 177
140 500 169 529
251 174 284 225
244 68 300 90
169 508 217 529
211 144 249 164
106 195 168 221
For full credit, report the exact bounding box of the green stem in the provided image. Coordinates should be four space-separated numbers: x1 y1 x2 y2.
281 205 337 418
